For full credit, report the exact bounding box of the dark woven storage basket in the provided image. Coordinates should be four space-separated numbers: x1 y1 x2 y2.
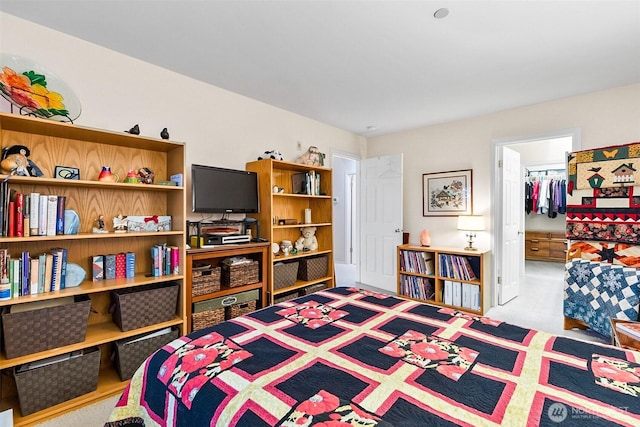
2 295 91 359
226 300 257 319
221 260 259 287
297 255 328 281
274 291 300 304
114 327 180 381
192 308 225 331
111 282 179 331
300 283 327 295
191 266 221 297
14 346 100 416
273 261 299 290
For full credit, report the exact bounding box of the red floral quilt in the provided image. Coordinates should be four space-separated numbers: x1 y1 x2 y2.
105 287 640 426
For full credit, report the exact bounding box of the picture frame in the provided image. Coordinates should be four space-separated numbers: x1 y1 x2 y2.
54 165 80 180
423 169 472 216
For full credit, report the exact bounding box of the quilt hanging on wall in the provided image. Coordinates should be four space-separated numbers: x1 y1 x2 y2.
566 141 640 244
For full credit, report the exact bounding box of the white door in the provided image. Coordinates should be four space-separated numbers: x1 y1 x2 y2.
499 146 524 304
359 154 403 292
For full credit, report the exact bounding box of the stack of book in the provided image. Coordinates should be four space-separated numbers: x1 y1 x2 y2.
292 171 322 195
0 188 67 237
0 247 69 298
151 243 180 277
438 254 477 281
400 250 435 275
92 252 135 281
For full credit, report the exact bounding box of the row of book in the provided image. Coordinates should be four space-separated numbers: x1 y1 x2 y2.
443 280 480 311
438 254 477 281
92 252 136 281
151 244 180 277
293 171 322 195
0 186 68 237
399 250 435 275
399 275 435 301
0 247 68 300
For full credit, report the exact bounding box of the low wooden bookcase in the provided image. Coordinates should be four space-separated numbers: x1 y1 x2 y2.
397 244 490 314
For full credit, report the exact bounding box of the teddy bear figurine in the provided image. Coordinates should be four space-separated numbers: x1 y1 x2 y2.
0 145 44 176
295 226 318 252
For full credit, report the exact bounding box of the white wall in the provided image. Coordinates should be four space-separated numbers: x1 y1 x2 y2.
367 84 640 252
0 13 365 219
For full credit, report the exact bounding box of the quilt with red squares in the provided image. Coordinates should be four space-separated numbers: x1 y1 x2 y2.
106 287 640 426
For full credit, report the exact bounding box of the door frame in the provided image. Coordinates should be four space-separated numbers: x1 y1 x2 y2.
491 128 581 307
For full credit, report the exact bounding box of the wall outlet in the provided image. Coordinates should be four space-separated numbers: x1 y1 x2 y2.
297 141 302 151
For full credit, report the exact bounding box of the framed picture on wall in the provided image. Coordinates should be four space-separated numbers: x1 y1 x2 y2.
423 169 472 216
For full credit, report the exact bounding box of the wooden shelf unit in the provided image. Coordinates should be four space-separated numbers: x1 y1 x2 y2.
185 242 269 332
0 112 186 426
245 159 334 305
397 244 490 314
524 230 567 262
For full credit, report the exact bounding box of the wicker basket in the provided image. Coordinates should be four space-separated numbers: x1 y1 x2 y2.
222 260 259 287
274 291 300 304
192 308 225 331
226 300 257 319
111 282 179 331
14 346 100 416
300 283 327 295
191 266 221 297
114 327 180 381
274 261 299 290
2 295 91 359
297 255 328 281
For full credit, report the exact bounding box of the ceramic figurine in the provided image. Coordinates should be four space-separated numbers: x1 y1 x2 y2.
123 169 140 183
93 214 108 234
113 214 128 233
160 128 170 139
125 124 140 135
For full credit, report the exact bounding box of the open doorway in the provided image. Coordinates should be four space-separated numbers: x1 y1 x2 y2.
492 129 581 307
331 151 359 286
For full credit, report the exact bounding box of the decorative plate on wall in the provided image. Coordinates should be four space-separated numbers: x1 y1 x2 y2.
0 54 81 122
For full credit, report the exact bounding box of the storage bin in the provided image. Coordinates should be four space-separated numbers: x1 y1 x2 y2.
274 261 299 290
225 289 260 319
274 290 300 304
114 327 180 381
1 295 91 359
111 282 179 331
191 265 221 297
300 283 327 295
221 259 259 287
297 255 328 281
14 346 100 416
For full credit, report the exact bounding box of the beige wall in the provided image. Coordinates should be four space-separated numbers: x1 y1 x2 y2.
367 84 640 250
0 13 365 219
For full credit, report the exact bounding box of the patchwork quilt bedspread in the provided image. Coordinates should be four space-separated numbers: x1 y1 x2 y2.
105 287 640 426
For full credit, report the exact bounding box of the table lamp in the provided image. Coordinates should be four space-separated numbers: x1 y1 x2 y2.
457 215 484 251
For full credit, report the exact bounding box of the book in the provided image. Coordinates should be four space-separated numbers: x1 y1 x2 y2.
23 194 30 237
92 255 104 281
38 253 46 293
170 246 180 274
29 192 40 235
21 251 29 296
617 322 640 340
58 247 68 289
44 253 54 292
15 193 24 237
125 252 135 278
0 248 8 286
29 257 39 295
50 248 64 291
7 201 15 237
38 194 48 236
105 254 116 280
115 253 126 278
56 195 66 235
9 258 20 297
46 195 58 236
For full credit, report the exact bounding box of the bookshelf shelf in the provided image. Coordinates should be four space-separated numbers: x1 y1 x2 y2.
0 112 186 425
397 244 490 314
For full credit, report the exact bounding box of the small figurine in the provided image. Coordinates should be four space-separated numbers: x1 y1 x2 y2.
160 128 170 140
1 145 44 176
138 167 154 184
125 124 140 135
123 169 140 183
93 214 108 234
113 214 128 233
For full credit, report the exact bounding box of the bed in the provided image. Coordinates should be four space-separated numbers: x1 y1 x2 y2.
105 287 640 426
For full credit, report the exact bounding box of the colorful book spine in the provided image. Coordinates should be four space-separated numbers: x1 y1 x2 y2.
21 251 29 296
58 248 68 289
170 246 179 275
7 201 15 237
44 253 53 292
9 259 19 297
92 255 104 281
23 194 30 237
46 195 58 236
125 252 135 278
29 192 40 235
38 194 48 236
105 254 116 280
50 249 62 291
29 258 39 295
115 253 126 279
38 253 46 293
15 193 24 237
164 247 171 275
56 196 66 235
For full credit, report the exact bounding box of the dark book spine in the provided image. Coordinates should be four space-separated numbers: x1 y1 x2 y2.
56 195 66 235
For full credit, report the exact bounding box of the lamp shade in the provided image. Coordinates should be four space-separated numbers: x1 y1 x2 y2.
457 215 484 231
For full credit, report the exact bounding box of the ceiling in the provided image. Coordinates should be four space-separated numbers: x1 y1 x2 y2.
1 1 639 137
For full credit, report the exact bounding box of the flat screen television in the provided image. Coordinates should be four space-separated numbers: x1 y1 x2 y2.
191 164 259 214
